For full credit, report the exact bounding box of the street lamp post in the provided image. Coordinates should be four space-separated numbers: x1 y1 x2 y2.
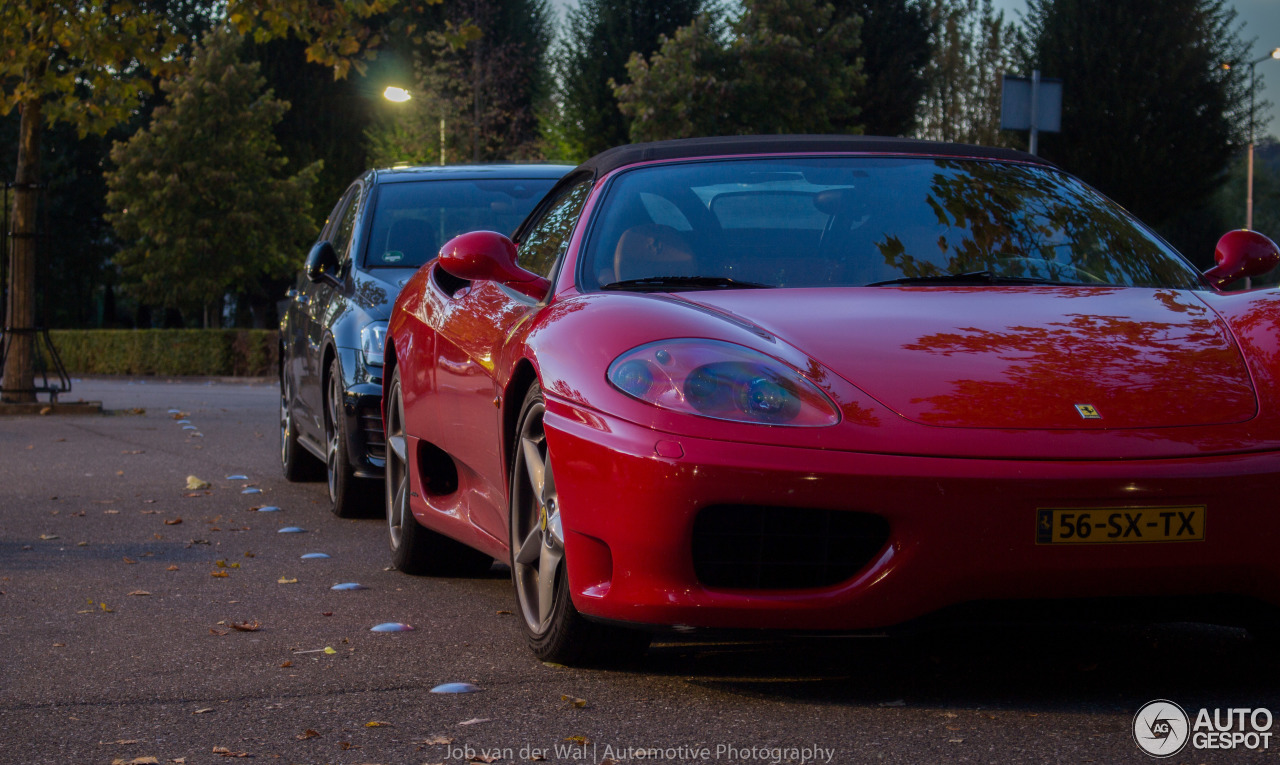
1241 49 1280 231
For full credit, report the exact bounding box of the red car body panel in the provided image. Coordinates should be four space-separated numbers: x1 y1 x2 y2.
386 142 1280 632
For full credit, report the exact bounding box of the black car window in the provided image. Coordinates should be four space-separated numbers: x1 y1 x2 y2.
517 179 592 279
330 183 363 263
363 178 557 268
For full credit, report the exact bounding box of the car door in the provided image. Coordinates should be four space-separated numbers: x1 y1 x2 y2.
299 181 363 438
432 177 594 542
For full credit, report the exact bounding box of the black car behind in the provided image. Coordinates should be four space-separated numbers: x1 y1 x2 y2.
280 164 571 516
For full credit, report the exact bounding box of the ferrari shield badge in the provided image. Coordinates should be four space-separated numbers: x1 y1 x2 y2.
1075 404 1101 419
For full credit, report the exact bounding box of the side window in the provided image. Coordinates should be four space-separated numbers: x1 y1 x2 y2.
329 184 363 263
516 180 592 279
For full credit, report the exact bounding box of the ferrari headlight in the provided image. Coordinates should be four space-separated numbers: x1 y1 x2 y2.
360 321 388 367
607 339 840 426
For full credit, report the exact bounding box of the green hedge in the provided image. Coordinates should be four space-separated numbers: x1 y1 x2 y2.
48 330 278 377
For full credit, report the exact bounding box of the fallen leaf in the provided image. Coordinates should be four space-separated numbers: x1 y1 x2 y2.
338 742 359 750
193 708 214 714
211 746 251 757
495 610 512 615
279 660 293 668
229 620 261 632
457 718 491 726
295 729 320 740
53 643 65 647
210 571 229 578
949 739 965 743
128 590 152 597
164 518 182 525
209 629 228 636
469 755 499 763
418 736 453 745
277 577 298 585
78 541 90 546
185 476 211 490
40 406 52 415
100 602 113 613
324 646 337 655
561 695 587 709
116 470 124 476
166 565 179 571
104 509 119 514
100 739 142 745
563 736 589 746
243 551 255 558
365 721 392 728
111 758 159 765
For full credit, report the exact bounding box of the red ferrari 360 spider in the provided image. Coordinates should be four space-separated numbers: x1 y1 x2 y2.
383 135 1280 664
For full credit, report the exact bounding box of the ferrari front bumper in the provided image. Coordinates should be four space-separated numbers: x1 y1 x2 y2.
543 397 1280 631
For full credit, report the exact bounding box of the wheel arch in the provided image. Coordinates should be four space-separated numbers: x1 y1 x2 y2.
503 359 540 477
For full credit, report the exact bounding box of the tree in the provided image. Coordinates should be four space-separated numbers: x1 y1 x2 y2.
0 0 399 401
914 0 1018 146
366 0 552 165
833 0 932 137
615 0 865 141
550 0 703 160
106 28 322 327
1021 0 1251 228
0 0 182 401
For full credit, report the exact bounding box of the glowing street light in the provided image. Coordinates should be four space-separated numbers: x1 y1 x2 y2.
383 86 412 103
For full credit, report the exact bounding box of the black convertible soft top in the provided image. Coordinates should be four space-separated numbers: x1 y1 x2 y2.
577 134 1048 178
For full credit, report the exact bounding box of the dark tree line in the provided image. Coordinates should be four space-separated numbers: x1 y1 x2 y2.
0 0 1265 336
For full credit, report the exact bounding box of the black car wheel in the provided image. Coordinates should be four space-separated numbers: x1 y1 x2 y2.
281 374 322 481
509 383 649 665
385 366 494 575
325 357 372 518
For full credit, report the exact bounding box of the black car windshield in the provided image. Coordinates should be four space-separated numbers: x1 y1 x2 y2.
364 178 557 268
581 157 1204 291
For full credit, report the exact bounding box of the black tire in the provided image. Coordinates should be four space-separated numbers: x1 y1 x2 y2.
280 372 323 482
385 366 495 576
509 383 649 665
324 357 374 518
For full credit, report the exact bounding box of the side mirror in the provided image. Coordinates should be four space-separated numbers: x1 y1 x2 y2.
306 241 342 286
438 231 550 300
1204 230 1280 290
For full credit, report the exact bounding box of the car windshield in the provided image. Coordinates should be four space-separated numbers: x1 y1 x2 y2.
364 177 557 268
581 157 1204 291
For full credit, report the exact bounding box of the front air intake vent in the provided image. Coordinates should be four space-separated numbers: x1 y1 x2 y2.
692 505 890 590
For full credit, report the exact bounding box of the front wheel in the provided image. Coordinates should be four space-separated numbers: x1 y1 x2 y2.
325 357 373 518
509 383 649 665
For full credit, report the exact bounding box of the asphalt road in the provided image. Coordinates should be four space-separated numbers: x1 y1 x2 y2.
2 378 1278 765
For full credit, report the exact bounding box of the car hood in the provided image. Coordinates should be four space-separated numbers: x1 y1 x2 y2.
351 268 419 318
678 286 1257 430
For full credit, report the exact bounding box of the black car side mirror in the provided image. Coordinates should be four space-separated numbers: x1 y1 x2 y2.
306 241 342 287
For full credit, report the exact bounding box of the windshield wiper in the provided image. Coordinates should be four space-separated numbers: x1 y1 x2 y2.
601 276 775 292
867 270 1068 287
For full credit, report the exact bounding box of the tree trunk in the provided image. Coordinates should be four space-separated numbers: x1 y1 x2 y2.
2 97 41 403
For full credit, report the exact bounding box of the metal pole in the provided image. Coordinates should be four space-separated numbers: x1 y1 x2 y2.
1247 63 1256 230
1029 69 1041 156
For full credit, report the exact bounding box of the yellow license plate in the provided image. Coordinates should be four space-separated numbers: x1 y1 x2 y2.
1036 506 1206 545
